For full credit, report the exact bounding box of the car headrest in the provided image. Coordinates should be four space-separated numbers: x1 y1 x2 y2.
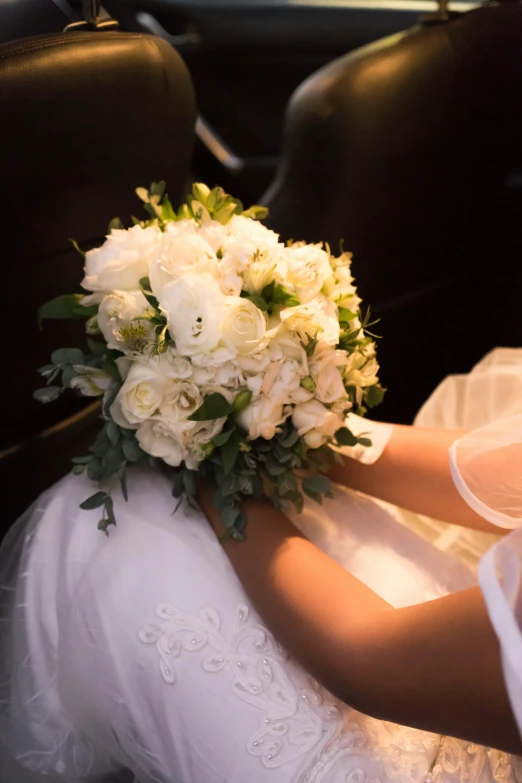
1 31 196 449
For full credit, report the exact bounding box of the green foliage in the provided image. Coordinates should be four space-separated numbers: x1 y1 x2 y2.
37 294 96 328
188 392 234 421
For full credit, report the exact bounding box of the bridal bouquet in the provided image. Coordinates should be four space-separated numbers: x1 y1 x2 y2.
35 183 384 540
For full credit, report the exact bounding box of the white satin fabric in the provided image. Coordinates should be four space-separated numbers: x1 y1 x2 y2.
1 348 521 783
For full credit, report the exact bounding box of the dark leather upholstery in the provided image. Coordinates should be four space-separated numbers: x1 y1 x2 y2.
1 31 196 524
264 2 522 422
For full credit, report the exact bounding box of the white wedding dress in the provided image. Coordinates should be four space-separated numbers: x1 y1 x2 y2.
1 349 522 783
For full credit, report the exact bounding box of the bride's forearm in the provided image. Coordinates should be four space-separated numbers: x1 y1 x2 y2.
330 424 502 534
199 488 391 709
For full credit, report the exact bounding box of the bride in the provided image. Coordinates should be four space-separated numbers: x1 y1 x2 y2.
1 347 521 783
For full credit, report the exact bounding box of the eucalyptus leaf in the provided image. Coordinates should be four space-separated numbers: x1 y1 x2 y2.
121 438 142 462
33 386 62 403
87 457 103 481
107 421 120 446
182 469 197 497
87 339 108 357
51 347 84 366
334 427 359 447
221 505 240 530
365 384 386 408
302 474 331 496
168 471 182 500
80 491 109 510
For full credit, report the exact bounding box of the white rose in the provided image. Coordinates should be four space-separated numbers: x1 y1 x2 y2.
309 343 347 404
280 296 340 346
197 220 228 253
82 225 162 292
136 417 186 467
70 365 113 397
227 215 280 246
150 230 218 298
160 273 226 357
292 399 343 440
285 244 334 303
155 349 193 380
98 290 154 354
222 297 266 355
159 380 202 431
236 397 289 440
111 362 169 426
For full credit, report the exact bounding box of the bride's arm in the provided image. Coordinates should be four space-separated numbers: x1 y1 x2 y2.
199 490 521 755
329 424 504 534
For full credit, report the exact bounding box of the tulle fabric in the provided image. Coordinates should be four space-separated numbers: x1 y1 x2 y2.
419 348 522 742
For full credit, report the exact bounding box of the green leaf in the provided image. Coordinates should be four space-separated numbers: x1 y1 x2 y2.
221 428 242 475
182 469 197 497
108 217 124 232
136 186 150 203
300 376 316 393
242 293 268 312
338 308 357 323
33 386 62 403
71 456 91 465
212 427 235 447
172 470 185 499
357 436 372 447
107 420 120 446
61 365 77 388
242 205 269 220
80 491 109 510
37 294 85 327
87 457 103 481
105 496 117 527
302 474 331 496
51 347 85 366
365 384 386 409
334 427 359 447
139 276 152 291
87 338 108 357
279 429 299 449
232 390 252 414
302 486 323 505
121 438 142 462
150 180 166 199
101 446 125 480
69 238 86 258
221 505 240 530
188 392 234 422
162 196 176 222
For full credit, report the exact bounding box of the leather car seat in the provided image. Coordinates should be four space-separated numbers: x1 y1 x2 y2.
1 30 196 527
264 0 522 422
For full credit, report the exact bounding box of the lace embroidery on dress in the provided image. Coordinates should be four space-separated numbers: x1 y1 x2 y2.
138 603 439 782
432 738 522 783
